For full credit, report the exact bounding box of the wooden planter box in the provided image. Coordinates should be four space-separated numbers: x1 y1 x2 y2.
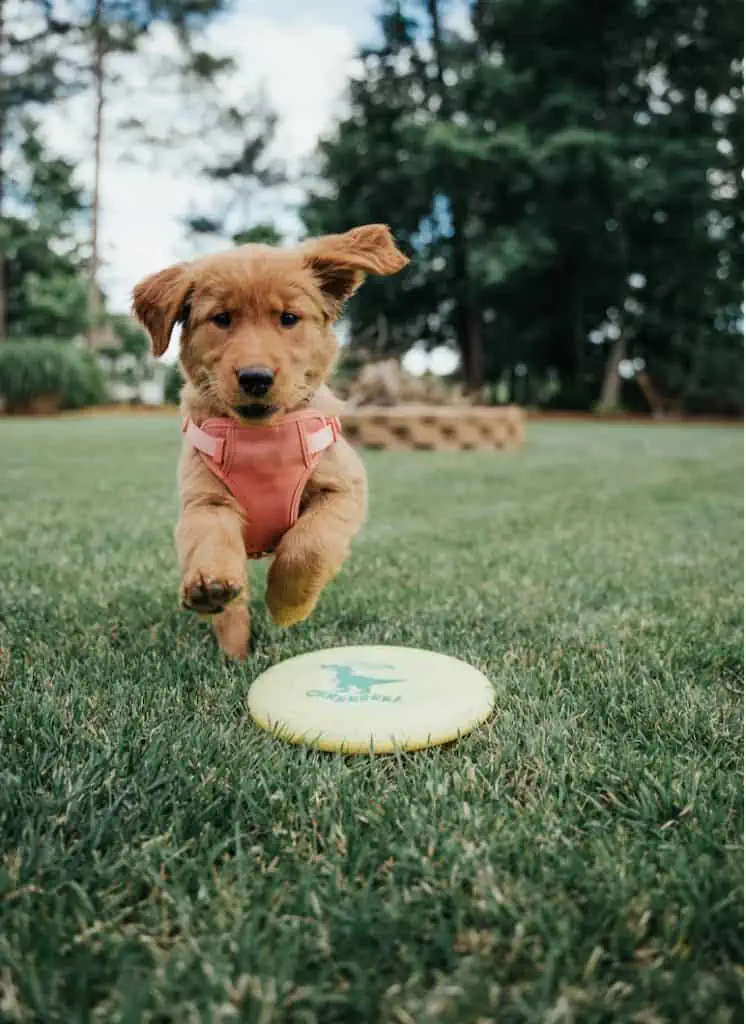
341 405 525 451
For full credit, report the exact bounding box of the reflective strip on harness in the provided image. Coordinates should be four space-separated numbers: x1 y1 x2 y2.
184 419 225 463
308 423 336 455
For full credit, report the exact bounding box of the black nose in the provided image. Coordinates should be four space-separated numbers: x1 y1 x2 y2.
236 366 274 398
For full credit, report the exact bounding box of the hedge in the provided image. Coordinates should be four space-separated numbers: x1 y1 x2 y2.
0 340 107 413
164 362 183 405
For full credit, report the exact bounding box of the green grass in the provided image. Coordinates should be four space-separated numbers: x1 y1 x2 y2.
0 414 742 1023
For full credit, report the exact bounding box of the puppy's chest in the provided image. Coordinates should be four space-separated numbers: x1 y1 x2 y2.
183 410 340 556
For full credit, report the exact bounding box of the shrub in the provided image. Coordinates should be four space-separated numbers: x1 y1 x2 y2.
164 361 183 405
0 340 107 413
63 346 107 409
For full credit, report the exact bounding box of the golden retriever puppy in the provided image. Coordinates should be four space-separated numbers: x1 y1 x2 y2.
132 224 409 658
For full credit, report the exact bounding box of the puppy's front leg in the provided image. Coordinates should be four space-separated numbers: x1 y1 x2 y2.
267 439 367 628
176 447 250 659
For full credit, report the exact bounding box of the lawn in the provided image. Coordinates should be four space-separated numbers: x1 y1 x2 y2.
0 414 742 1023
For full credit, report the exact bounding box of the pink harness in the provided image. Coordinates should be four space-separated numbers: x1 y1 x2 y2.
183 409 342 558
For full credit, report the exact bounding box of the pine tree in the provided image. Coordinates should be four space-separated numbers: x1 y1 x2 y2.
0 0 79 340
4 119 88 339
1 0 239 345
74 0 235 346
186 98 285 249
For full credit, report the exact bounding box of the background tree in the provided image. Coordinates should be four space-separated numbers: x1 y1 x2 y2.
472 0 743 413
0 0 80 340
304 0 743 415
186 97 285 250
305 2 479 381
1 0 251 346
3 119 88 339
75 0 235 345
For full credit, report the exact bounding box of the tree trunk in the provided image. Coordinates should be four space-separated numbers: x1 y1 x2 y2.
456 301 484 394
0 0 7 342
468 308 484 394
425 0 485 394
572 278 585 384
597 332 627 411
87 0 105 347
0 173 6 344
598 202 633 412
635 369 667 418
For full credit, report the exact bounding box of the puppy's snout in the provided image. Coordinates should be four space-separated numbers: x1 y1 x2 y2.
236 366 275 398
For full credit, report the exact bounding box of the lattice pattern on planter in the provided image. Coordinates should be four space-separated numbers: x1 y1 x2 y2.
341 405 525 451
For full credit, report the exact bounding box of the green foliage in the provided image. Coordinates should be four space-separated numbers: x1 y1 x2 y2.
232 223 283 247
0 416 741 1019
0 340 106 412
3 121 89 340
304 0 743 415
68 347 107 409
107 314 149 358
0 4 91 340
0 4 78 117
186 102 284 247
164 361 183 405
7 266 88 341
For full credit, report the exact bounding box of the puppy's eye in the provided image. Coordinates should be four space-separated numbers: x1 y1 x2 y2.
211 311 232 328
279 311 300 328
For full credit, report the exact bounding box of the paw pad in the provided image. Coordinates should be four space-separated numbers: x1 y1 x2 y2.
182 577 242 614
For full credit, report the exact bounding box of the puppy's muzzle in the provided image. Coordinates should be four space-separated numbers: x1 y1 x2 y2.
236 366 274 399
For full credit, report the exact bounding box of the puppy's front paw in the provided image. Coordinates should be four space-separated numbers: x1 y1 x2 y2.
268 592 319 629
215 604 251 660
181 573 242 615
266 546 327 628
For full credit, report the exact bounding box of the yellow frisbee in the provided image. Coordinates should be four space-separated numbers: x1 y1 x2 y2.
247 645 495 753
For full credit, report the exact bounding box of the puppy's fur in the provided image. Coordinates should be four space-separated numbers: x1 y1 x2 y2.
132 225 409 658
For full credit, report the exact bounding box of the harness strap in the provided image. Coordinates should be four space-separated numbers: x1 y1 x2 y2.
308 416 342 455
182 418 225 463
183 414 341 465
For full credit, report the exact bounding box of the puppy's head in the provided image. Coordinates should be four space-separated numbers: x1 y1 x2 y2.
132 225 408 422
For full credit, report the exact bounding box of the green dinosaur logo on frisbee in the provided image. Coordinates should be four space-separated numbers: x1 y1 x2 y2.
306 664 403 704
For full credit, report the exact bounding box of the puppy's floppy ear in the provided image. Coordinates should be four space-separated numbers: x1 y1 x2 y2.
303 224 409 314
131 262 192 357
